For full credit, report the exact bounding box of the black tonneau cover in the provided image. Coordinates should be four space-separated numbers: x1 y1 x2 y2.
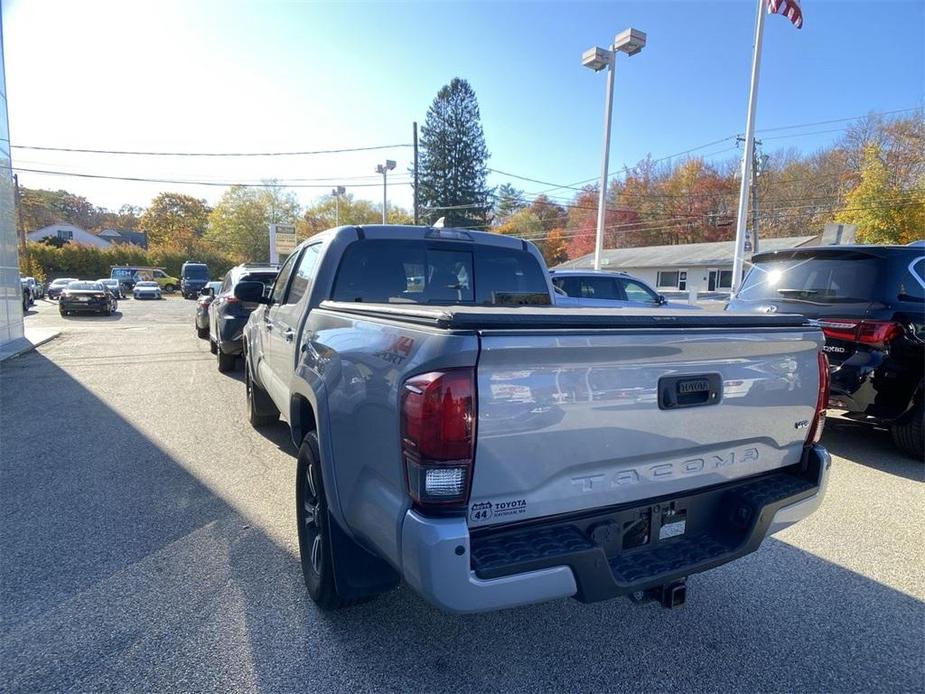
319 301 812 331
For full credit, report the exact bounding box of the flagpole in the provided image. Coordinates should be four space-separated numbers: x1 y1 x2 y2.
731 0 767 294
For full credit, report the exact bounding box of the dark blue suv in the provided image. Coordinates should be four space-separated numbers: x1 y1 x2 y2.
728 244 925 458
208 263 279 372
181 261 210 299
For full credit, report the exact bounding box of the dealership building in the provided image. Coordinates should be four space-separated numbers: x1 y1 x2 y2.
0 14 21 352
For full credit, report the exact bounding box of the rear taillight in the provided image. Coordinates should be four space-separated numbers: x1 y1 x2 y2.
805 352 830 447
819 319 902 348
400 369 475 508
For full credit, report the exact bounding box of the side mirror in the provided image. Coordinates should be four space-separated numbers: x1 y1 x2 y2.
200 287 213 297
552 285 567 296
657 294 667 305
234 281 268 304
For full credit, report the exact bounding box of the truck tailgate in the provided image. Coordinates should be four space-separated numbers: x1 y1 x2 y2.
468 327 822 528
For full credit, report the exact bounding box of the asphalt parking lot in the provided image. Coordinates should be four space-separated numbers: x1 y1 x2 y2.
2 297 923 693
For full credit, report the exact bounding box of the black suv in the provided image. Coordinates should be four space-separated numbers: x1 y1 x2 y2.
181 261 210 299
208 263 279 372
728 244 924 458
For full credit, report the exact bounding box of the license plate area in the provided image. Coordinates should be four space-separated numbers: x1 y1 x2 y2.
658 373 722 410
592 500 689 554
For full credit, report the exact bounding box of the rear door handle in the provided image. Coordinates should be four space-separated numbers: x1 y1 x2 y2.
283 328 294 342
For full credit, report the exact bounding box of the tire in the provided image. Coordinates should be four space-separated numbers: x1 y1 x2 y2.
197 326 209 340
245 361 278 427
217 347 236 372
209 338 218 355
891 402 924 460
163 284 176 293
296 431 356 610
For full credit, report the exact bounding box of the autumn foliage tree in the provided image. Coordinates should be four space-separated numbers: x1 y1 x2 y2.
140 192 210 253
836 144 925 244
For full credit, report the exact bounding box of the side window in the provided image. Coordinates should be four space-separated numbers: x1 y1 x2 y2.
153 270 166 278
285 244 323 305
220 274 233 294
900 257 925 301
580 277 620 300
620 279 658 303
270 251 300 304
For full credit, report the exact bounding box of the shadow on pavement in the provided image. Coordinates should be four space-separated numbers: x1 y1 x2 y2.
1 351 922 692
823 419 923 482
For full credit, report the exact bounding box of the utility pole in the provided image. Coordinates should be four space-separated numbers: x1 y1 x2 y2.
376 160 396 224
413 122 419 225
13 174 28 271
736 135 765 255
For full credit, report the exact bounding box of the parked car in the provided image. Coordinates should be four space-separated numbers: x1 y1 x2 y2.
195 281 223 338
240 225 830 614
133 281 162 300
20 278 34 306
728 244 925 459
181 261 210 299
97 278 124 299
209 264 279 372
59 281 118 316
47 277 79 300
23 277 43 299
550 270 699 309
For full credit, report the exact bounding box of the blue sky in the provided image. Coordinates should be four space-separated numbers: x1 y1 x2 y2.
3 0 923 213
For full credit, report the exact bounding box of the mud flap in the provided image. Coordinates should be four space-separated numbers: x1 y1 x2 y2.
329 514 400 599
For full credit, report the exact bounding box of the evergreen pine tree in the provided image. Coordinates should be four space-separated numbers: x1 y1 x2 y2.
415 78 493 228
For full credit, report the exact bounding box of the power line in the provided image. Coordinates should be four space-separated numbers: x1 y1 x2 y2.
11 143 413 157
12 167 414 189
756 107 922 133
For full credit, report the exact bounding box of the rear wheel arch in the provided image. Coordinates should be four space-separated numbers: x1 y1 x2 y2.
290 393 317 447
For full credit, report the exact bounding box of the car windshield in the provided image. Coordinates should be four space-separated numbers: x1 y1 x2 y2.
184 265 209 279
738 255 880 304
137 281 159 288
68 282 103 291
52 278 74 286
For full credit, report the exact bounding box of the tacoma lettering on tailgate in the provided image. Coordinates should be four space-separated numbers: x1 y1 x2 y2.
571 446 760 492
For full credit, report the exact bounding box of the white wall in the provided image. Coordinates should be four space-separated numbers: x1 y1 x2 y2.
27 224 111 248
0 14 23 348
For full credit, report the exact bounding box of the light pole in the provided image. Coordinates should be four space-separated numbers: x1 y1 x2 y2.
331 186 346 226
581 27 646 271
376 160 396 224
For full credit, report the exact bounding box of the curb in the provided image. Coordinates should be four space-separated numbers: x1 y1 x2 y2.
0 329 62 363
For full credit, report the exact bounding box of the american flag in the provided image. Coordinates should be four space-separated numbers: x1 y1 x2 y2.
768 0 803 29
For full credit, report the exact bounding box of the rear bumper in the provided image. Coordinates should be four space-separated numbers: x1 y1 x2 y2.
400 445 830 614
60 300 109 312
217 316 247 352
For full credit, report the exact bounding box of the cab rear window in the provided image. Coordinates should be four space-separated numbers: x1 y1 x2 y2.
331 240 550 305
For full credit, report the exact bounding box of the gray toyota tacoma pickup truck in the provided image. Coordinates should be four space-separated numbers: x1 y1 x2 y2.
238 225 831 613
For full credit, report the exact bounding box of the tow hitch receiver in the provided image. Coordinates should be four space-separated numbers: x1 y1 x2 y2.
630 578 688 609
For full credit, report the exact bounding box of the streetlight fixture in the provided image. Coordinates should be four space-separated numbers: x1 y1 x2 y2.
331 185 346 226
582 27 646 271
375 160 396 224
